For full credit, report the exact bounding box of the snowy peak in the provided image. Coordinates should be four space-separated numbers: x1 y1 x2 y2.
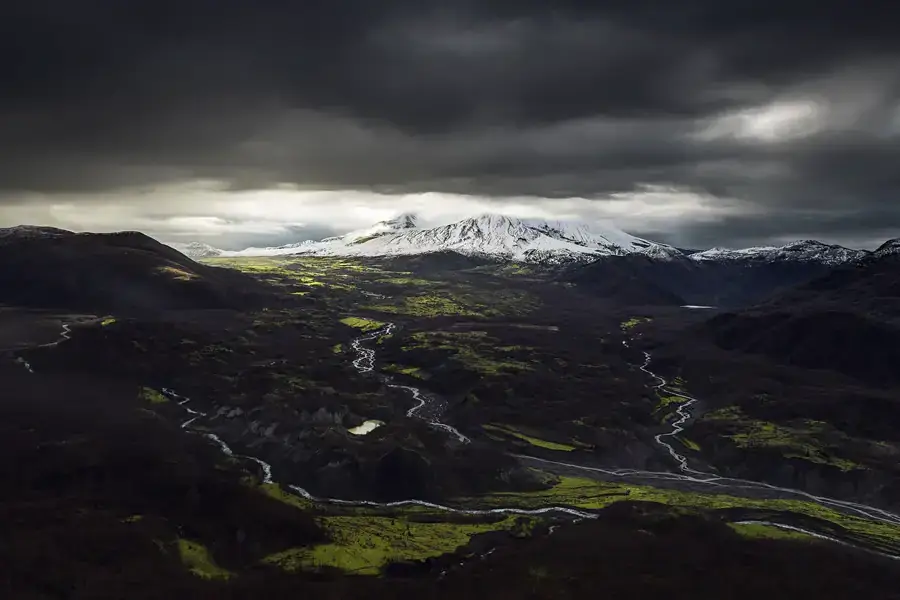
170 241 224 259
873 238 900 258
689 240 866 266
226 213 682 264
343 212 420 245
381 212 419 230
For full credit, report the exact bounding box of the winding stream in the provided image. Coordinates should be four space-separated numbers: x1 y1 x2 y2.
351 322 470 443
16 316 900 562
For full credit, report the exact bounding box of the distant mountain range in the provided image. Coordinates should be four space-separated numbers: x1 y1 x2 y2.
166 213 881 268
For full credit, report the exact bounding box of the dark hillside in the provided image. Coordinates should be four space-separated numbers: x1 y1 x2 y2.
563 252 842 308
0 227 274 313
701 250 900 385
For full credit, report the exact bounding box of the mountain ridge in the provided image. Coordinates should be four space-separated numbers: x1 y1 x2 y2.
173 213 684 264
162 214 877 269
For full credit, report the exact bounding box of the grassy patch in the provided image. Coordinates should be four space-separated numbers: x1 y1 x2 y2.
332 343 343 354
383 363 424 378
621 317 652 330
701 407 863 472
376 277 436 286
470 475 900 550
367 288 538 319
139 387 169 405
157 266 200 281
728 522 814 541
259 483 314 511
339 316 385 332
402 331 534 375
203 256 379 291
262 512 530 575
176 539 232 580
677 436 701 451
483 424 578 452
655 394 688 412
368 295 479 317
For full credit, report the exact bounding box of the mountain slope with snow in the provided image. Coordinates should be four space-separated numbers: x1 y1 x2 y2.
872 238 900 259
169 241 224 259
226 213 682 264
688 240 866 266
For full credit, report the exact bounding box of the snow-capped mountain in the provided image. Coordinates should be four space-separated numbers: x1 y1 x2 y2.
872 238 900 259
688 240 867 266
169 241 224 259
226 213 682 264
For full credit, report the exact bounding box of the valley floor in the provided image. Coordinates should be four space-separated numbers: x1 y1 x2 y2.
3 255 900 598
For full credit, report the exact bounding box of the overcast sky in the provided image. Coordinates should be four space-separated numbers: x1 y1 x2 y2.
2 1 899 250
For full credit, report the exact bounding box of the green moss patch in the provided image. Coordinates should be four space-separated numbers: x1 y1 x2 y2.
339 316 385 332
156 265 200 280
621 317 652 330
728 522 814 541
483 424 578 452
122 515 144 523
367 288 538 319
701 407 863 472
369 295 477 317
383 363 424 378
259 483 314 511
402 331 534 375
262 513 530 575
140 387 169 405
472 475 900 550
376 277 436 286
677 436 701 452
176 539 232 580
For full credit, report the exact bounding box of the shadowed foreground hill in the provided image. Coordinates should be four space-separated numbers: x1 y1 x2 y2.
561 255 689 306
702 248 900 385
0 226 274 313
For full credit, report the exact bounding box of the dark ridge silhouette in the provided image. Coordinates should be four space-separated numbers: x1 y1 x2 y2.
0 227 275 313
368 250 495 273
564 254 845 308
561 255 689 305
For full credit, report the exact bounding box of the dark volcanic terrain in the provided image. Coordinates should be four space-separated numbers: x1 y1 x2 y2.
3 234 900 599
0 226 274 313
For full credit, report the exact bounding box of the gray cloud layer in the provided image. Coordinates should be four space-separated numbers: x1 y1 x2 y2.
2 1 899 247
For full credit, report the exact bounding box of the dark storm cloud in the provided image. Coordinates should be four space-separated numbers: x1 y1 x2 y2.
1 0 899 245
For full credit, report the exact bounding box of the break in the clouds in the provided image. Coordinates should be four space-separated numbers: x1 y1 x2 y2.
1 0 899 249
